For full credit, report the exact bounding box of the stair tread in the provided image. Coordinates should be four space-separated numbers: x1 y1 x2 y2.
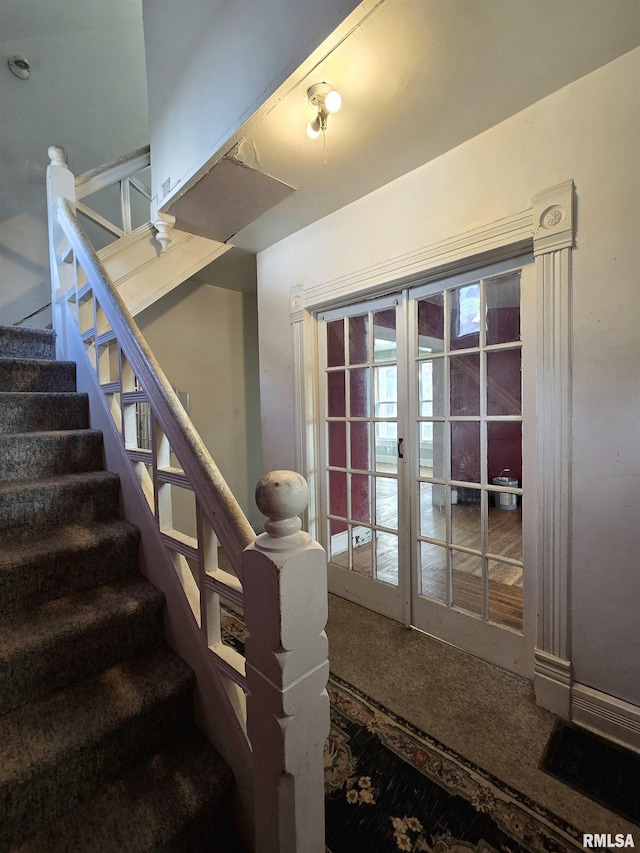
0 357 74 368
0 326 55 362
0 649 194 791
15 730 235 853
0 428 101 440
0 518 138 569
0 469 119 495
0 577 164 663
0 391 83 397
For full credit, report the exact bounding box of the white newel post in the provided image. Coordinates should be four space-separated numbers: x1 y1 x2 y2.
46 145 76 358
243 471 330 853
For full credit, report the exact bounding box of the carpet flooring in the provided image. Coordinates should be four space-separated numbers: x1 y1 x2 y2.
325 594 639 839
219 605 604 852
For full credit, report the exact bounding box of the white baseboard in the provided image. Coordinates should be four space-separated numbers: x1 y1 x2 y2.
330 525 372 556
572 683 640 754
534 649 571 718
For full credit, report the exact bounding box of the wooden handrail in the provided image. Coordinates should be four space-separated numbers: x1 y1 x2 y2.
56 197 255 575
75 145 151 200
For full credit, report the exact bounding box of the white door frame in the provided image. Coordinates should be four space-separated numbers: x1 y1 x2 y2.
289 180 575 718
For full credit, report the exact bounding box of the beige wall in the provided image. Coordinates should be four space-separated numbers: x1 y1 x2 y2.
256 49 640 707
138 276 263 532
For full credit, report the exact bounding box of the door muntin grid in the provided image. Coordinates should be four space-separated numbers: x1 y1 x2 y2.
413 270 524 632
322 298 402 587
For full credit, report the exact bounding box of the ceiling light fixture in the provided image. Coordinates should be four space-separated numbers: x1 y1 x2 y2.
306 82 341 140
8 55 30 80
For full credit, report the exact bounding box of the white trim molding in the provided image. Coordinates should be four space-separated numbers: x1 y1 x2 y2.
304 209 533 310
534 649 572 719
572 684 640 754
533 180 575 718
290 182 576 713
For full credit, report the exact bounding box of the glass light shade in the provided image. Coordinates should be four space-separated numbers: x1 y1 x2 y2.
306 118 321 139
324 89 342 113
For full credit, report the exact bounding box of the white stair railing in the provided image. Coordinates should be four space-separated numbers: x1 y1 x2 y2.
73 145 154 244
47 146 329 853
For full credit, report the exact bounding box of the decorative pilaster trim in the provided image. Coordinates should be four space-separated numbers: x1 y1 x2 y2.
291 284 306 479
533 181 574 256
534 649 572 718
534 185 574 707
572 684 640 753
290 285 320 538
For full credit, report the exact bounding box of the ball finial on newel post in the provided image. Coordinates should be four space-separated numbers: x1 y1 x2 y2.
48 145 69 167
255 470 310 547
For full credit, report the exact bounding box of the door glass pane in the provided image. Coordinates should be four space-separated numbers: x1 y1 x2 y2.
487 349 521 415
450 283 480 350
417 293 444 353
451 421 480 483
328 421 346 468
419 421 445 479
488 559 523 631
419 483 446 541
350 421 370 471
375 476 398 529
329 519 348 568
351 473 370 524
486 274 520 345
419 358 444 416
451 551 483 615
374 365 397 417
488 504 522 562
376 531 398 586
450 354 480 416
373 309 397 362
327 319 345 367
352 529 373 577
328 371 345 417
487 421 522 486
420 542 447 602
375 422 397 473
329 470 347 518
350 368 369 417
451 488 481 551
349 314 368 365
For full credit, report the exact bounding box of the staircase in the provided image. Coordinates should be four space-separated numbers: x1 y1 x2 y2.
0 325 239 851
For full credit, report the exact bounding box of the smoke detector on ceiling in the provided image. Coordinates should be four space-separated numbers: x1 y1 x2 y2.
8 56 30 80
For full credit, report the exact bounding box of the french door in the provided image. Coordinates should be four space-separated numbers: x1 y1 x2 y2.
318 258 535 676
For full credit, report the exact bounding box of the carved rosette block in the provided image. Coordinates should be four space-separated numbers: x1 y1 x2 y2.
153 212 176 253
243 469 329 853
532 180 574 256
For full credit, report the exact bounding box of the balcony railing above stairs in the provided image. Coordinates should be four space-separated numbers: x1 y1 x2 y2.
47 146 329 853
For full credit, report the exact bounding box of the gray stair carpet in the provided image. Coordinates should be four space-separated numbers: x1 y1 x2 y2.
0 325 238 852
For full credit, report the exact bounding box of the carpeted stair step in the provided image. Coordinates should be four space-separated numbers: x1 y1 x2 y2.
0 430 103 481
0 326 56 361
0 357 75 393
0 392 89 433
0 649 195 849
0 577 166 714
0 470 120 533
0 519 140 615
14 729 239 853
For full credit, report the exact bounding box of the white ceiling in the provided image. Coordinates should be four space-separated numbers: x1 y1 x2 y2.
222 0 640 254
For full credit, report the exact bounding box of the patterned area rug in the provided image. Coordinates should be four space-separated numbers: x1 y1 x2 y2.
220 607 582 853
